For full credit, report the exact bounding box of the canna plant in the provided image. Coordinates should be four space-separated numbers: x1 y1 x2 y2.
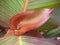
0 0 60 45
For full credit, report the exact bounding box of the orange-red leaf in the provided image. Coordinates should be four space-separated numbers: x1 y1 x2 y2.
10 8 54 36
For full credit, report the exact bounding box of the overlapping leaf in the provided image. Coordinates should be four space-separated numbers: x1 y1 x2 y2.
43 26 60 38
0 0 24 23
36 16 58 32
42 8 60 38
27 0 60 10
10 8 53 35
35 7 60 32
0 0 60 23
0 35 60 45
0 0 60 45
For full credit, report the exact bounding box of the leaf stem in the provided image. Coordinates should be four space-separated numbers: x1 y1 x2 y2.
22 0 29 12
18 36 22 45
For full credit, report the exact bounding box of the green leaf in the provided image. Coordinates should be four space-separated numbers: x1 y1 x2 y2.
43 26 60 38
27 0 60 10
0 0 60 23
0 35 17 45
0 0 24 23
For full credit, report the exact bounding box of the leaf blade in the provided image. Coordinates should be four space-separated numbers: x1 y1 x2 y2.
0 0 24 23
27 0 60 10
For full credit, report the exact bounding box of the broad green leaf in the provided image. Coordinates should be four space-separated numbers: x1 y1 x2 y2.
0 0 24 23
43 26 60 38
27 0 60 10
0 0 60 24
0 35 18 45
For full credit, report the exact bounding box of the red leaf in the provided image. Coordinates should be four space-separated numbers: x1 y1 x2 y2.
10 8 54 36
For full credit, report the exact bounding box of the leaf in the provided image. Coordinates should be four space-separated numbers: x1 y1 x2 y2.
0 1 60 45
10 8 54 35
35 8 60 32
42 7 60 38
0 0 24 23
22 35 60 45
43 26 60 38
0 35 19 45
0 0 60 23
27 0 60 10
0 35 60 45
36 17 58 32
